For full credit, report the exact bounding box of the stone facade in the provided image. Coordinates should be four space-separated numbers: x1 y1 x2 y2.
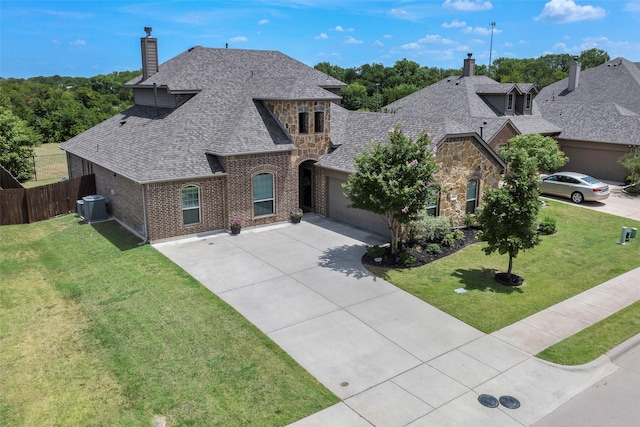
435 136 502 225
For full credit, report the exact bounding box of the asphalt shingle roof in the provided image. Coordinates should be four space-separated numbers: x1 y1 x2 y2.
62 47 345 183
535 57 640 145
384 75 559 141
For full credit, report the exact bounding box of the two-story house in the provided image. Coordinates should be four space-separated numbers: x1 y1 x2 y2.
61 30 506 241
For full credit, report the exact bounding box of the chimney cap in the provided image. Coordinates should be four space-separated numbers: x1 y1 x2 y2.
467 53 473 58
144 27 152 37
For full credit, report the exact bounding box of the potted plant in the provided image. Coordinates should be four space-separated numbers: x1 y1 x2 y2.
290 209 303 224
230 219 241 235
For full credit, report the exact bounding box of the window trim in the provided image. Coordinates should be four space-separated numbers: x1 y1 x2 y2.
298 111 309 134
425 187 440 217
507 93 514 111
525 93 532 110
252 172 275 217
181 185 201 226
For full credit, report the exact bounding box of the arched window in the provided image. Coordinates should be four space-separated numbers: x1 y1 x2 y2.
466 179 479 214
181 185 200 225
253 173 274 216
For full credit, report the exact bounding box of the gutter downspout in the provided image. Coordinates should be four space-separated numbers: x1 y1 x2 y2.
142 184 149 243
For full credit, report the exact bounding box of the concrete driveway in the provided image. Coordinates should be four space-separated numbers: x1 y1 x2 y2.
543 183 640 221
154 214 625 426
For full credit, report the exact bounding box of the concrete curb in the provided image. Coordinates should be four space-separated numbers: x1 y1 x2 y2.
607 332 640 362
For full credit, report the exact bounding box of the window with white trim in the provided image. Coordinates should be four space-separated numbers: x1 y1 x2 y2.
507 93 514 111
466 179 479 214
181 185 200 225
253 173 274 216
525 93 532 109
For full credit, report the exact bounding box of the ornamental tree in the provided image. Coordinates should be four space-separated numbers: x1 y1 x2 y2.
0 107 41 181
343 124 439 255
477 147 541 283
506 134 568 173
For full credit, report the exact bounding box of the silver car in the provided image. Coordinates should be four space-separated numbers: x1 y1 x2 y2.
538 172 609 203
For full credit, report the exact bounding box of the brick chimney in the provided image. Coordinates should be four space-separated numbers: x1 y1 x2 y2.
568 57 581 92
141 27 158 80
463 53 475 77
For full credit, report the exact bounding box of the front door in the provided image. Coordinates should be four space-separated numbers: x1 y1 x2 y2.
299 163 313 212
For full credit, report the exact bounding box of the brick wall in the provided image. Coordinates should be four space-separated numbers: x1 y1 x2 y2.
145 176 226 242
488 122 518 152
221 152 297 229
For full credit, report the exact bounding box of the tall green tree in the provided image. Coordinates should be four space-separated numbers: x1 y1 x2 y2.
0 107 42 181
343 124 439 255
477 147 541 283
507 134 568 172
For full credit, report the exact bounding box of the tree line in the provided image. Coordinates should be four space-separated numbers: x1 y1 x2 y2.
1 48 610 181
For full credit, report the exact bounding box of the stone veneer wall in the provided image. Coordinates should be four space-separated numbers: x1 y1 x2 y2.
145 176 226 242
220 152 297 229
488 123 518 153
435 137 502 225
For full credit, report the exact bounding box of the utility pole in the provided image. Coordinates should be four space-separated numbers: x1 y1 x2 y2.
489 22 496 77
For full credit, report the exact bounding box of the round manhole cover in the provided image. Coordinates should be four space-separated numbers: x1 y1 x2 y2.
499 395 520 409
340 381 349 387
478 394 499 408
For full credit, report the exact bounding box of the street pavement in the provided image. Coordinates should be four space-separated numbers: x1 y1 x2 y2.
154 193 640 426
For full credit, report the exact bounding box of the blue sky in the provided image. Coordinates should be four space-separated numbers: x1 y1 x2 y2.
1 0 639 78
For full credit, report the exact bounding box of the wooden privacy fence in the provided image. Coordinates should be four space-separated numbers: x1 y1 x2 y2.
0 174 96 225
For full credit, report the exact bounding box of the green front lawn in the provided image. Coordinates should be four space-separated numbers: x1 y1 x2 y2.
369 200 640 334
0 215 337 426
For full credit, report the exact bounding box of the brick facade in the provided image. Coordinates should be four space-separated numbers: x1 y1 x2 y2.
488 122 519 153
145 177 226 241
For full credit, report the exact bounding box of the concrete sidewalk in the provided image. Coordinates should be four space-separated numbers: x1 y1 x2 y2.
154 214 638 426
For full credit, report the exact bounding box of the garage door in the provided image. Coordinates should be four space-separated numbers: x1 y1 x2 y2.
560 143 627 182
326 176 389 236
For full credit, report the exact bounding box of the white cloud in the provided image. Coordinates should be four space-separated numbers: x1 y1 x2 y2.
52 39 60 45
443 0 493 12
536 0 606 23
552 42 570 52
315 33 328 40
462 26 501 36
419 34 454 45
388 8 409 18
442 19 466 28
401 42 422 50
334 25 354 32
70 39 86 46
258 19 269 25
503 42 514 47
383 34 393 39
345 36 363 44
374 40 384 47
229 36 248 43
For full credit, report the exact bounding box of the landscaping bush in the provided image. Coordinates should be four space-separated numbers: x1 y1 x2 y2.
367 245 385 258
463 214 481 229
539 216 557 235
452 228 465 241
426 243 442 255
412 215 452 242
441 233 455 248
399 251 417 266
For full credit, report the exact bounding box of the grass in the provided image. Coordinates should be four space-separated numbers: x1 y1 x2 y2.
23 143 67 188
368 200 640 335
0 215 338 426
537 300 640 365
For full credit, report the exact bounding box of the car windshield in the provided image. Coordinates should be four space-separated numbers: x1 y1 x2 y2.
581 176 600 185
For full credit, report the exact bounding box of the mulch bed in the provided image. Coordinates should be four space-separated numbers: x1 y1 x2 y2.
362 228 479 269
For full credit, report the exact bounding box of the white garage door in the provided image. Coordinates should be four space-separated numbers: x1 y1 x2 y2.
327 177 389 236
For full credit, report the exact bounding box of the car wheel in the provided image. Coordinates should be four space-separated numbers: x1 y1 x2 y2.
571 192 584 204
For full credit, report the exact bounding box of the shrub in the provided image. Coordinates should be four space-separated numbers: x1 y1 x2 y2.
367 245 385 258
426 243 442 255
452 229 465 241
539 216 557 235
441 233 455 248
463 214 480 229
412 215 452 242
399 251 416 265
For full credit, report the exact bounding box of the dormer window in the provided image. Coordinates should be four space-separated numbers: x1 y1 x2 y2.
525 93 532 110
507 93 514 111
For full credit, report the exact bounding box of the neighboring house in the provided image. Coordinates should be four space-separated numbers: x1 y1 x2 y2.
61 31 505 241
385 53 562 156
535 57 640 181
